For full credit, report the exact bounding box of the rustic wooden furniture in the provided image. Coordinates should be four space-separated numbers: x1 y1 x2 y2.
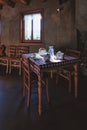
9 45 29 75
22 55 49 109
56 49 81 93
0 45 29 75
22 53 80 116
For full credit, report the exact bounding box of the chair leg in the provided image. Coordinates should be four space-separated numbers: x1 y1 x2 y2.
23 74 26 98
27 86 31 108
19 62 22 75
22 86 26 102
68 76 71 93
27 77 31 108
9 62 11 74
19 67 21 75
50 70 53 79
6 64 9 74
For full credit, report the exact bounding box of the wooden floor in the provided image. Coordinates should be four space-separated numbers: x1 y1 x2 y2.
0 68 87 130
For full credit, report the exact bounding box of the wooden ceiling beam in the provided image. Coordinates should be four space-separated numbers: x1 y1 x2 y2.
0 0 48 9
20 0 27 4
0 0 7 5
12 0 27 5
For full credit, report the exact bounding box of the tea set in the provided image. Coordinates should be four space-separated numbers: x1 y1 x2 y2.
33 46 64 62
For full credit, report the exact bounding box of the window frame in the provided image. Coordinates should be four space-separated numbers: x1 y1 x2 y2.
20 9 44 45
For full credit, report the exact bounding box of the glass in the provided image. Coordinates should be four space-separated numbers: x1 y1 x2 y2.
48 46 54 57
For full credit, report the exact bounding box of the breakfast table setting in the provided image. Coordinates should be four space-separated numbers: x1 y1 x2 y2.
22 46 81 115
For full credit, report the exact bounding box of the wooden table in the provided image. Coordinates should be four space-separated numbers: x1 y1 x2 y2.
22 53 81 116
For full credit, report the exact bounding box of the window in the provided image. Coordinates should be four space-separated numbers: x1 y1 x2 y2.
20 9 44 45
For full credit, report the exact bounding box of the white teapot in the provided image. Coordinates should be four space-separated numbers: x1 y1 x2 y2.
38 48 47 56
56 51 64 60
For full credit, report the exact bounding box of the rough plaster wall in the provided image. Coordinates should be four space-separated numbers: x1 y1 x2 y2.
0 0 76 52
0 5 20 46
76 0 87 31
76 0 87 51
1 18 9 46
56 0 76 49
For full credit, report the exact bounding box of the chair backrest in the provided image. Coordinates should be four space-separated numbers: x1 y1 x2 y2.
16 46 29 57
22 56 30 79
65 49 81 58
7 45 29 58
8 45 16 57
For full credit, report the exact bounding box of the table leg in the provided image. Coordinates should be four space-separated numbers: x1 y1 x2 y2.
38 75 42 116
73 63 78 98
6 61 9 74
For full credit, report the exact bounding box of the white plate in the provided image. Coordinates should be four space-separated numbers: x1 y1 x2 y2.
32 53 43 60
50 58 61 63
39 52 48 56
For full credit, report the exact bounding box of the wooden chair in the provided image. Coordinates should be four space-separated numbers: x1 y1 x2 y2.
9 46 29 75
16 46 29 57
8 45 20 74
22 55 49 109
56 49 81 93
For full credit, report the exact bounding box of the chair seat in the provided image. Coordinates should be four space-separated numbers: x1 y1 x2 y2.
9 57 20 60
59 67 74 76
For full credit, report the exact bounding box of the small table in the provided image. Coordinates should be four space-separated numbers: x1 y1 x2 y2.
22 53 81 116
